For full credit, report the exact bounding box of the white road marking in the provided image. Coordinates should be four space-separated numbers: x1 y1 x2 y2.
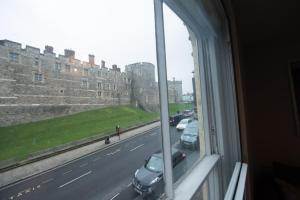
42 178 54 184
130 144 144 152
0 126 159 192
106 149 120 156
58 171 92 188
93 157 101 162
110 193 120 200
63 170 72 175
79 163 88 168
149 132 158 136
127 183 132 187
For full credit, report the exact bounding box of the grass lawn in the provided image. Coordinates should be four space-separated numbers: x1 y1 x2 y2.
0 103 193 163
169 103 194 115
0 106 158 162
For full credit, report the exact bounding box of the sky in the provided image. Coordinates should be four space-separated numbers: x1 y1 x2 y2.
0 0 195 93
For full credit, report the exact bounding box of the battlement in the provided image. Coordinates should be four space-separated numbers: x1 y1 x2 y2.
0 39 121 72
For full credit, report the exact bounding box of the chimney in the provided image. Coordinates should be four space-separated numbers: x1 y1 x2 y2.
112 64 117 70
64 49 75 59
88 54 95 65
44 45 53 53
101 60 106 68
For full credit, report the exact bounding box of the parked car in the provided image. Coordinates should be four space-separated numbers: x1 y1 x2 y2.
182 109 194 118
132 148 186 197
176 118 192 131
169 113 183 126
180 120 199 150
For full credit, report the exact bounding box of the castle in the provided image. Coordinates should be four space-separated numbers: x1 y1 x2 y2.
0 40 182 126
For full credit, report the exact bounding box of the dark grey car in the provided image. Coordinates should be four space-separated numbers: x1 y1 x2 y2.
132 148 186 197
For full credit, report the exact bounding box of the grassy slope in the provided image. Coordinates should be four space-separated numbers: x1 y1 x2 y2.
0 103 192 162
0 106 158 161
169 103 194 115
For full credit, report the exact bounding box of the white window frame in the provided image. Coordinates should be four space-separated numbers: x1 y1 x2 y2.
154 0 241 199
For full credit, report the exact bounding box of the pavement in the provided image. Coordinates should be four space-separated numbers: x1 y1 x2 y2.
0 121 160 188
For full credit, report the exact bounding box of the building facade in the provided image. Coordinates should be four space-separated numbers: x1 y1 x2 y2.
0 40 182 126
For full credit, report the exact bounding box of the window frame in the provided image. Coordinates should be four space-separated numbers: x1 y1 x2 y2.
154 0 241 199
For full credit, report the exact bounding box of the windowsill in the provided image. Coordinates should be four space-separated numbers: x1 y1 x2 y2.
174 154 220 200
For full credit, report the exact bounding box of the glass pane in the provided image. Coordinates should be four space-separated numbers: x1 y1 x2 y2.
0 1 167 200
163 3 206 184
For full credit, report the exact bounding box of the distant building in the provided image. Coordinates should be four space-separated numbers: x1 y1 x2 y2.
182 93 194 103
168 78 183 103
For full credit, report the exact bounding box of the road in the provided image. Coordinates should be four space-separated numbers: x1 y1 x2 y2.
0 125 200 200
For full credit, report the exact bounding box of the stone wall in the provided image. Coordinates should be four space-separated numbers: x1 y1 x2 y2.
0 40 182 127
0 40 131 126
125 62 160 112
0 104 108 127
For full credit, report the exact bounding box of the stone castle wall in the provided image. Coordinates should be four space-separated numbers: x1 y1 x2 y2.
0 40 182 127
125 62 159 112
0 40 131 126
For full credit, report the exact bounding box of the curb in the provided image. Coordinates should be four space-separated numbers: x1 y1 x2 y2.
0 123 161 190
0 120 159 173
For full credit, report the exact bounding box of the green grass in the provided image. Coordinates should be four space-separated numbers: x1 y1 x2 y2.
0 103 193 163
0 106 158 162
169 103 194 115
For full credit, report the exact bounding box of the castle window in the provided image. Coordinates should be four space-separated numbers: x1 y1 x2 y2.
9 52 19 63
98 91 102 97
83 68 89 76
113 84 116 90
34 72 43 82
97 82 102 89
55 62 61 71
65 64 71 72
81 78 88 88
34 57 39 66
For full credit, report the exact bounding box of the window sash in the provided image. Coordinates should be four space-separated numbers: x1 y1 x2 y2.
154 0 174 198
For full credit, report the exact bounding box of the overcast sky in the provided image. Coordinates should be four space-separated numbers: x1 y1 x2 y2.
0 0 194 93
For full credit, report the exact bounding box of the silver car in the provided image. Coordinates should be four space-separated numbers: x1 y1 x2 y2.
180 120 199 150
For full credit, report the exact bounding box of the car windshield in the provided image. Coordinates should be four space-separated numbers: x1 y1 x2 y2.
183 133 194 137
179 119 189 125
184 126 197 134
145 155 163 172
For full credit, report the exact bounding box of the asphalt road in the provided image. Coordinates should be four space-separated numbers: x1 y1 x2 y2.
0 125 200 200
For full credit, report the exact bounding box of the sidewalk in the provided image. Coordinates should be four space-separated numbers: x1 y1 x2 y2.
0 121 160 188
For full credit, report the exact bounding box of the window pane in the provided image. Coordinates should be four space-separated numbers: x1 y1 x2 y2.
163 3 206 184
0 1 164 200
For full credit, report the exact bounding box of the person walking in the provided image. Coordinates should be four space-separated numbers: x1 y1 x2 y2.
116 125 120 140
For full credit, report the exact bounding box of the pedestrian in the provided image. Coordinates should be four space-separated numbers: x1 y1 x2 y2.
116 125 120 140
